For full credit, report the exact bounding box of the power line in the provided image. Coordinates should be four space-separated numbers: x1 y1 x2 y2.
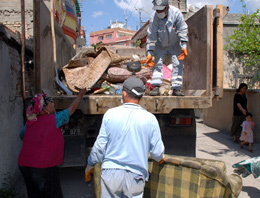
126 0 139 22
124 10 128 28
117 0 134 27
127 0 152 30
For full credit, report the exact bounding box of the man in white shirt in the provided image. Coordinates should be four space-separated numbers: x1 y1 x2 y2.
86 77 165 198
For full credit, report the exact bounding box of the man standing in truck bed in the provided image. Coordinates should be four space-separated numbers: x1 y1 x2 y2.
85 77 165 197
146 0 188 96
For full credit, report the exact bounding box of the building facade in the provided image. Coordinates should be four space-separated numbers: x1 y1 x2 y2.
0 0 85 47
90 27 136 47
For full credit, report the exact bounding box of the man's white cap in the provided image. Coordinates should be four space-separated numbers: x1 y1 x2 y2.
153 0 169 10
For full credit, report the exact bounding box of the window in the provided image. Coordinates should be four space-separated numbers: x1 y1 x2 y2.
98 36 103 40
117 33 125 38
106 34 112 39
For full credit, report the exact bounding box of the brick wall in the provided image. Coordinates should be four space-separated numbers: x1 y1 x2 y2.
0 0 34 37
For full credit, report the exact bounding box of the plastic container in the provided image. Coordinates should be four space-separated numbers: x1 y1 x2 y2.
101 81 123 95
101 81 111 91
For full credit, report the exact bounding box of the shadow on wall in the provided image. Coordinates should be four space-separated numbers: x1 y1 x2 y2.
203 89 260 142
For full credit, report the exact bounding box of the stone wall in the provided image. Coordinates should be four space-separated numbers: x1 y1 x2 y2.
0 0 33 38
0 24 33 188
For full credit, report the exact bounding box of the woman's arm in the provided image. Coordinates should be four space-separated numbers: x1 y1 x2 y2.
252 121 256 129
68 88 86 116
237 103 247 115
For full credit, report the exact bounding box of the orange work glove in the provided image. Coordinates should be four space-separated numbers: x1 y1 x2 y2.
178 48 188 60
158 155 165 164
145 55 155 68
85 165 95 182
145 55 153 64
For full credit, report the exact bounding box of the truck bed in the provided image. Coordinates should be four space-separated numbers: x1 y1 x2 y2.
35 4 223 116
52 94 211 115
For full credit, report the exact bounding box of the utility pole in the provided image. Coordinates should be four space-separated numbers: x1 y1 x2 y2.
124 10 128 29
139 9 142 29
135 8 143 30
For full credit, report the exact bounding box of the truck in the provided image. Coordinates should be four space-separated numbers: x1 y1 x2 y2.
32 1 228 167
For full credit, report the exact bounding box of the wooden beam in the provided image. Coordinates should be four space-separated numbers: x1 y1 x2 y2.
216 5 224 99
33 0 41 93
52 95 212 115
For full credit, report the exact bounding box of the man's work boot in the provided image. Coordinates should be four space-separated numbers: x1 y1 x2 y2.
172 89 184 96
150 86 160 96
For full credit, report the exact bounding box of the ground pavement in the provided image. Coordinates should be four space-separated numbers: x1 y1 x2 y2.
15 119 260 197
196 119 260 198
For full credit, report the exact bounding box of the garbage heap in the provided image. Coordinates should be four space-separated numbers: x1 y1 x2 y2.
59 46 173 96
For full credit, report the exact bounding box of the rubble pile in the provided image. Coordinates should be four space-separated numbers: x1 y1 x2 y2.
56 47 174 96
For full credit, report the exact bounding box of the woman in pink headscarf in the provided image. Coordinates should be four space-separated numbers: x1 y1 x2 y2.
18 88 86 198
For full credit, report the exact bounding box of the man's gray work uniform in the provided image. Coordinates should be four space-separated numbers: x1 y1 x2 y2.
147 5 188 90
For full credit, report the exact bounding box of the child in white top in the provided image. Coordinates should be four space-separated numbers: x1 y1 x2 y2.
240 113 255 152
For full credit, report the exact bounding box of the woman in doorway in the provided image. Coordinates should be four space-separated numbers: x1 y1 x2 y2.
230 83 248 143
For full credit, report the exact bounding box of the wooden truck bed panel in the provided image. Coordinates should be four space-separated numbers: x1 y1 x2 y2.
53 95 212 114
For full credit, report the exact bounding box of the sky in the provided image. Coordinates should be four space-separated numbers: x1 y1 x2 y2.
79 0 259 46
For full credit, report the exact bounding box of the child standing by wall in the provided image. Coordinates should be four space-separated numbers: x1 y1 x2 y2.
240 113 255 152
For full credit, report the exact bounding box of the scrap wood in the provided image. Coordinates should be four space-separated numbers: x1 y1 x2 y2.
97 46 132 64
66 51 96 68
62 50 111 93
92 88 107 94
67 58 89 68
62 47 138 93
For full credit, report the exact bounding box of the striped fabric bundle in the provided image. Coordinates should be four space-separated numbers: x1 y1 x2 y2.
94 155 242 198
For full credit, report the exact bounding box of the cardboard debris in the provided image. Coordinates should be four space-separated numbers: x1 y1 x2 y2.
63 50 111 92
67 58 89 68
62 47 134 93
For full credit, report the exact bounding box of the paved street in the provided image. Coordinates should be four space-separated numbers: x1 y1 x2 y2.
16 119 260 197
196 119 260 198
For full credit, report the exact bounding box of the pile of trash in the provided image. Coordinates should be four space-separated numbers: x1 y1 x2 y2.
56 46 173 96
